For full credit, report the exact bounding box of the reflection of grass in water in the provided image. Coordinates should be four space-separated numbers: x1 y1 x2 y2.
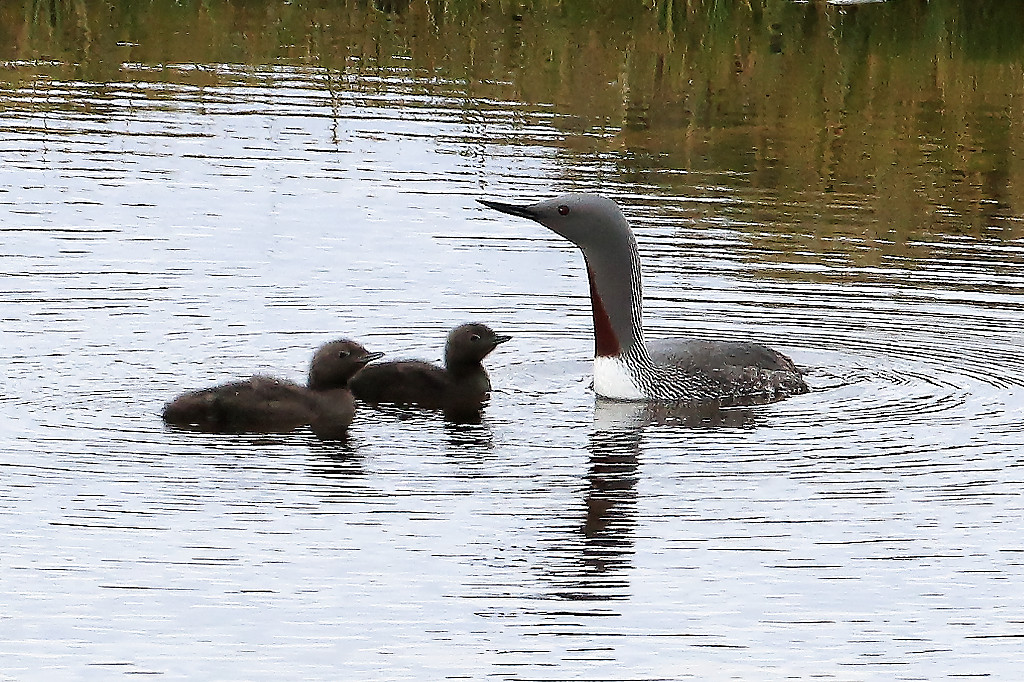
2 0 1022 250
25 0 91 59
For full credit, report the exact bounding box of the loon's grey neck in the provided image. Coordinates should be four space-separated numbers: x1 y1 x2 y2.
580 225 650 365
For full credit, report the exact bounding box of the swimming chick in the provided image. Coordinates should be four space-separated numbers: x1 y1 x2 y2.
161 339 383 440
478 193 808 405
348 323 511 421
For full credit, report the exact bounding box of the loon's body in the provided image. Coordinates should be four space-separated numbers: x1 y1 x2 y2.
350 323 511 419
162 339 383 439
478 193 807 405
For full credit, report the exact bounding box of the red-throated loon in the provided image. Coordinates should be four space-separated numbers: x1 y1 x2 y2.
478 193 808 405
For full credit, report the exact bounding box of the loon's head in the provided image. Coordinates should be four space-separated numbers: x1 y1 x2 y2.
477 193 632 256
479 193 646 360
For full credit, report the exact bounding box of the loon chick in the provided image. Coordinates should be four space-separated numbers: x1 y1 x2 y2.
349 323 511 420
478 193 808 405
162 339 383 440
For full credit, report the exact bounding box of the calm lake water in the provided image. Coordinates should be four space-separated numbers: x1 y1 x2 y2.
2 1 1024 679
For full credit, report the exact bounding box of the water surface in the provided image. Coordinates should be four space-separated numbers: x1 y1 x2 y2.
2 1 1024 679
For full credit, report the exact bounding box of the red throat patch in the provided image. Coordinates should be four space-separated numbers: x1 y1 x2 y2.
586 265 621 357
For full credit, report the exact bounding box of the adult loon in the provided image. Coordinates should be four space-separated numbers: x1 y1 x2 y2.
478 193 807 405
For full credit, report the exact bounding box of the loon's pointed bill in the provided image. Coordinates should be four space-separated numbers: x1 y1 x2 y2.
476 199 538 221
478 192 809 406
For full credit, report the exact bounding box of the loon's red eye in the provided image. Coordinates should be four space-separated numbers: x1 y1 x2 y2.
558 205 570 216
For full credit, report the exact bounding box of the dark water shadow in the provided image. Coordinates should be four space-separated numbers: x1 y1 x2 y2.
355 401 483 424
305 434 359 460
355 400 497 451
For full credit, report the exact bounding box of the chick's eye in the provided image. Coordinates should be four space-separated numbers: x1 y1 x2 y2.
558 205 570 216
337 350 350 358
470 334 481 342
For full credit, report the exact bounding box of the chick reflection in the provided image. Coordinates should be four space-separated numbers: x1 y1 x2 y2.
306 442 364 477
444 419 494 452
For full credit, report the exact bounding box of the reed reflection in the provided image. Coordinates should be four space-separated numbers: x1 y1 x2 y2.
4 0 1022 255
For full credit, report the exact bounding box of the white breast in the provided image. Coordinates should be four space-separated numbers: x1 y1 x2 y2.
593 356 646 401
